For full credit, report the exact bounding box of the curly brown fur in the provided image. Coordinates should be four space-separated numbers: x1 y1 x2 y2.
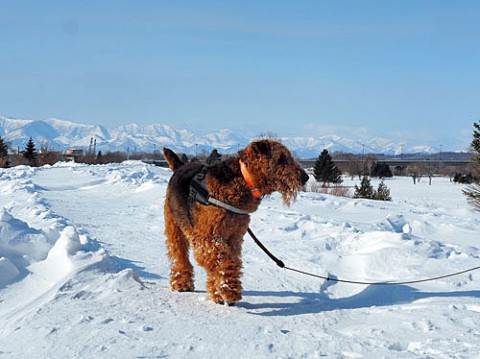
163 140 309 305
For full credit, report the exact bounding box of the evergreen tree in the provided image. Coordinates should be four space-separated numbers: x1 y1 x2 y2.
0 136 9 168
463 121 480 210
313 149 328 181
206 149 222 166
472 121 480 155
313 149 343 185
353 175 374 199
353 176 392 201
374 180 392 201
23 137 38 167
371 161 393 178
96 151 103 164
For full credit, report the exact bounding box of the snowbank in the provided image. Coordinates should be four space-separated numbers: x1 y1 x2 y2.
1 161 480 358
0 165 114 323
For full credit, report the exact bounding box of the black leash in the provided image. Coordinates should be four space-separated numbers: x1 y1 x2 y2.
187 175 480 286
247 227 480 286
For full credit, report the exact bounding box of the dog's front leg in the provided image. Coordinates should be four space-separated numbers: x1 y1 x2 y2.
193 235 243 305
214 256 243 305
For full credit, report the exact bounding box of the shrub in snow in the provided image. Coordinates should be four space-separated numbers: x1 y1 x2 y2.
353 175 374 199
354 176 391 201
454 172 474 184
309 181 350 197
374 180 392 201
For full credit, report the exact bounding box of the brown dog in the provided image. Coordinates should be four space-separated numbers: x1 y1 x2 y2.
163 139 309 305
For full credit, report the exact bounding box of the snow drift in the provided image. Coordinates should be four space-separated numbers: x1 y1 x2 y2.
1 161 480 358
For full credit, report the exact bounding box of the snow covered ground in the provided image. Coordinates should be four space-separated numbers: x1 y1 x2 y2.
1 161 480 358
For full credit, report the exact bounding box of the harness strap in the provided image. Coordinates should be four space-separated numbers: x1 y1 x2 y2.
189 170 249 220
208 197 249 215
189 171 210 206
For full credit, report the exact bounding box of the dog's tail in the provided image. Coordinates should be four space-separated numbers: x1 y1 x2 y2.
163 147 184 171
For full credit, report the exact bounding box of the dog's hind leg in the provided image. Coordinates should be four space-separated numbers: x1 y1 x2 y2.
164 207 194 292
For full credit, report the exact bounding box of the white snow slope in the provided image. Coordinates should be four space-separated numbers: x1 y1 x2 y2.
1 161 480 358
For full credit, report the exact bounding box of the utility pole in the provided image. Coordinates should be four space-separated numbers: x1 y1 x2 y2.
362 143 366 176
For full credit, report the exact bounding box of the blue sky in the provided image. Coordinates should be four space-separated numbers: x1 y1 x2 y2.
1 0 479 150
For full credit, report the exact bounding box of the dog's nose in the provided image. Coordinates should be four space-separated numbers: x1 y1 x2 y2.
300 169 309 185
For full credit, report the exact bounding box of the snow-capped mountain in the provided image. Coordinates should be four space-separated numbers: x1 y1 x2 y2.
0 115 438 157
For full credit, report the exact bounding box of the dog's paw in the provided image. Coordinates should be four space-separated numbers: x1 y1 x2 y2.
210 289 241 305
213 300 236 306
219 286 242 304
170 276 194 292
176 286 194 292
211 291 225 305
170 281 194 292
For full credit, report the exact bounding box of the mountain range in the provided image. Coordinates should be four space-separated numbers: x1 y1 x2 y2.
0 115 446 158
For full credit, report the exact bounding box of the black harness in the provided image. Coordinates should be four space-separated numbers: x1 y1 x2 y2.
188 167 250 225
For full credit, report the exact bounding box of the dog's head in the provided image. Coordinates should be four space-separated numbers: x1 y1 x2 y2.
239 140 309 206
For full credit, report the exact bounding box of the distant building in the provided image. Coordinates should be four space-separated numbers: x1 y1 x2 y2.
64 148 84 161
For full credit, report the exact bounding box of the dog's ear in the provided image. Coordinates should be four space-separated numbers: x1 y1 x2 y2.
163 147 184 171
251 140 272 158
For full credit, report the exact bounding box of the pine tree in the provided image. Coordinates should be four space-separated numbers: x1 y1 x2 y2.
472 121 480 155
313 149 343 185
313 150 328 182
206 149 222 166
353 175 374 199
0 136 9 168
96 151 103 164
23 137 38 167
371 161 393 178
374 180 392 201
463 121 480 210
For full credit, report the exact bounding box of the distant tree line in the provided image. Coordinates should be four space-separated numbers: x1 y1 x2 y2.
0 136 42 167
312 149 391 201
0 136 138 167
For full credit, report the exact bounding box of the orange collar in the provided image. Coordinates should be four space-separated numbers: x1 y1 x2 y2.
239 160 263 199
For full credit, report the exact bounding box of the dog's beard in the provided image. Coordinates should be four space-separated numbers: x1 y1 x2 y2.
281 190 297 206
279 181 303 206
